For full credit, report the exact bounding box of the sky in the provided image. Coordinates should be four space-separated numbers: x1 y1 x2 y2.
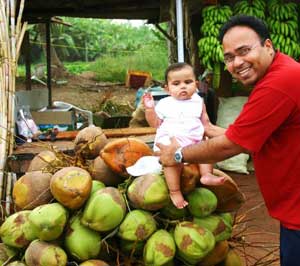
112 19 146 27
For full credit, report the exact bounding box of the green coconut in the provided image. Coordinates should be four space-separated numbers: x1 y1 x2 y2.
118 210 157 241
143 229 176 266
0 243 18 265
187 188 218 218
160 201 189 220
127 173 169 211
79 260 110 266
13 171 53 210
28 202 68 241
0 210 37 248
174 221 215 265
81 187 126 232
50 166 92 209
219 212 234 227
25 239 67 266
64 215 101 261
90 180 105 195
194 214 232 242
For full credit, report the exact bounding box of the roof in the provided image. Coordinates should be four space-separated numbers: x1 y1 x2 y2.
21 0 209 24
21 0 171 24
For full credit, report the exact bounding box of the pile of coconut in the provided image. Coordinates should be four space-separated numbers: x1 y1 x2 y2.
0 126 246 266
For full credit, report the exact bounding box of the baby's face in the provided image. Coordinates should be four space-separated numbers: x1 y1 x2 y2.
165 67 198 100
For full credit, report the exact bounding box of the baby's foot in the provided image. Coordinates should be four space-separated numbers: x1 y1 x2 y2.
200 173 225 186
169 190 188 209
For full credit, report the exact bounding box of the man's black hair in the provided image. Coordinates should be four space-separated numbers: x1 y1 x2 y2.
219 15 271 45
164 62 197 83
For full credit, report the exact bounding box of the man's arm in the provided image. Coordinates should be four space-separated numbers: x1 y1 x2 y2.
156 134 248 167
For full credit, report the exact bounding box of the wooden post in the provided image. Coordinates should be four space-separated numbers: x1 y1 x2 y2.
46 20 52 108
168 0 177 64
22 31 31 91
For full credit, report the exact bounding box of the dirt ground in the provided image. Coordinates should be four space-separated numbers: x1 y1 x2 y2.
16 73 280 265
231 172 280 265
17 72 138 114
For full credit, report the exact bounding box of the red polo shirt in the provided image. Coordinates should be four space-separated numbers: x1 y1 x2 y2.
226 52 300 229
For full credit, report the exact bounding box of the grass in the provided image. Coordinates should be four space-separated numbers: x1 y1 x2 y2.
17 44 168 83
87 45 168 82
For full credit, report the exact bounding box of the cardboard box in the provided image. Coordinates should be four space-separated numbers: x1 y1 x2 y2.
31 110 76 131
125 70 152 89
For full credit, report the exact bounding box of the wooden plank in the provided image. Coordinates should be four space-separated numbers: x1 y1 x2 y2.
54 127 156 140
103 127 156 138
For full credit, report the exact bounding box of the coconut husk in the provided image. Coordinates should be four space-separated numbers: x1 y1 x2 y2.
202 169 245 212
89 156 124 186
50 166 92 209
100 137 153 177
74 126 108 160
13 171 53 210
181 164 200 194
79 259 110 266
197 240 229 266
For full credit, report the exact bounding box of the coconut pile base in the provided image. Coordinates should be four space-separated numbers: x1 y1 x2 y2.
1 127 279 266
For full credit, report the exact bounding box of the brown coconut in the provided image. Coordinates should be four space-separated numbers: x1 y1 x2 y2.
13 171 53 210
219 248 244 266
6 261 27 266
50 166 92 209
27 150 64 172
202 169 245 212
181 164 200 194
89 156 123 186
74 126 108 159
100 137 153 177
198 240 229 266
25 239 67 266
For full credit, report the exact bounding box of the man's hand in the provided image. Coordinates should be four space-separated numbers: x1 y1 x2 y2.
155 137 181 167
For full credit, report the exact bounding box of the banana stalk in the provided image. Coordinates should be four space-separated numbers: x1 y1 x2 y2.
212 62 221 90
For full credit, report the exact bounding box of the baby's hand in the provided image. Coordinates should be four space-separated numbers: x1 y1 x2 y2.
142 92 155 109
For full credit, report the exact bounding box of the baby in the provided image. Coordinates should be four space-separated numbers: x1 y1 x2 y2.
143 62 224 208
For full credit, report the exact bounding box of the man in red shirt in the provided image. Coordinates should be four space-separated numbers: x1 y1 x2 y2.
157 15 300 266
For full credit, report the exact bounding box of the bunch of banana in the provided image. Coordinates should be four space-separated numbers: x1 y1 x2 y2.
233 0 266 20
198 37 224 70
202 5 232 24
270 33 300 59
268 0 298 21
198 5 232 89
266 0 300 60
266 18 298 40
200 21 223 38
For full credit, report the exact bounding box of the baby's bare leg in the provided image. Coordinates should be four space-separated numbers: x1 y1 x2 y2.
199 164 225 185
164 164 188 209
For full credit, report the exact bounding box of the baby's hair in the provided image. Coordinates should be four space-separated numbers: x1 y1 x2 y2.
164 62 197 84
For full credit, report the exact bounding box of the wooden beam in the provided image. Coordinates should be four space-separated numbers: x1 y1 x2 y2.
154 23 176 44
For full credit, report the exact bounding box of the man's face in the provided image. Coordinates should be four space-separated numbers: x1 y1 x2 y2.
222 26 274 87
